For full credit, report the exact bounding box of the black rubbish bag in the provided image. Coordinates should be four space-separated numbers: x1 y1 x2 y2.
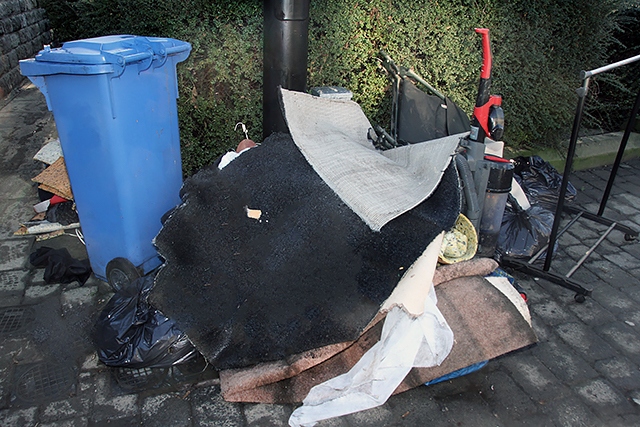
46 201 79 225
95 274 198 368
512 155 577 212
30 247 92 285
497 195 555 259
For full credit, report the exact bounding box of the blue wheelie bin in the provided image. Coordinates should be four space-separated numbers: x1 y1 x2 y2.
20 35 191 290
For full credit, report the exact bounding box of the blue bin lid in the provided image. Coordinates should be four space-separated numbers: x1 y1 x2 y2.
20 35 191 77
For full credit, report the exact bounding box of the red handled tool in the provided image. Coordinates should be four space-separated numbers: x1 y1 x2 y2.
469 28 504 143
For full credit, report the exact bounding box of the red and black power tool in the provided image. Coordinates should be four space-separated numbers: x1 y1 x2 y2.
468 28 504 143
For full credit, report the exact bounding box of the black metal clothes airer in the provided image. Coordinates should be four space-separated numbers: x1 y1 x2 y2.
502 54 640 303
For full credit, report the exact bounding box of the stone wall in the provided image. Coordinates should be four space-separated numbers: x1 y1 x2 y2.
0 0 50 98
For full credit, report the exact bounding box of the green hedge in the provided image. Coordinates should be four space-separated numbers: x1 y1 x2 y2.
41 0 636 176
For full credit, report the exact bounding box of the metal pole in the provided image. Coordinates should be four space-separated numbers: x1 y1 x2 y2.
598 88 640 216
544 77 591 271
582 54 640 79
263 0 311 139
565 223 616 278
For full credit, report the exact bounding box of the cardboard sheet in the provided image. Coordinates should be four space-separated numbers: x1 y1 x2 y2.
32 157 73 200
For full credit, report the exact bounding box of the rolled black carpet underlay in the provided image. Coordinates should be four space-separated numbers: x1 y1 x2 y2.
151 132 460 370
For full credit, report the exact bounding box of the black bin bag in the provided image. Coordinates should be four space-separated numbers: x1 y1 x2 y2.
95 274 198 368
497 195 555 259
512 155 577 211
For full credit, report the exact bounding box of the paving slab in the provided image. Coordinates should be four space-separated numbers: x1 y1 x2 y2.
555 322 619 363
39 397 91 423
39 417 89 427
141 393 193 427
528 316 555 343
429 392 504 427
589 282 639 314
244 403 291 427
0 239 31 270
0 338 43 365
190 386 244 427
618 241 640 259
566 298 618 326
0 406 38 426
60 286 97 313
594 356 640 392
539 395 603 427
474 369 542 424
533 340 599 385
0 270 27 295
0 293 23 308
596 322 640 364
575 377 636 418
91 393 139 423
343 405 396 426
23 284 59 303
384 386 442 425
530 298 579 326
315 415 350 427
500 353 572 402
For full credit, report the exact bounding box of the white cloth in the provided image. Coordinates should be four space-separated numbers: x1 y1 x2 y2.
288 285 453 427
218 146 254 170
280 88 463 231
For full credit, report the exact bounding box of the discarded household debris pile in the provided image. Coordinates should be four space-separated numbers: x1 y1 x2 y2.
11 137 91 286
15 138 81 241
149 88 537 425
373 31 513 261
17 30 539 424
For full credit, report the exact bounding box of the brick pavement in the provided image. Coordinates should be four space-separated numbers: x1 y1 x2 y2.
1 83 640 426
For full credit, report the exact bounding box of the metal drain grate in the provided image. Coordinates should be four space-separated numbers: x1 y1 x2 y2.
15 363 75 402
114 367 168 391
0 307 35 334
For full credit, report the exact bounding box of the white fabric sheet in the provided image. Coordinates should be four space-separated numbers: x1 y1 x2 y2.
288 285 453 427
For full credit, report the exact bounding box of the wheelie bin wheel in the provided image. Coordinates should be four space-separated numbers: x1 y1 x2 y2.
106 258 141 292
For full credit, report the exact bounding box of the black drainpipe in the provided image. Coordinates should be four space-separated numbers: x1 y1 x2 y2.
263 0 311 139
